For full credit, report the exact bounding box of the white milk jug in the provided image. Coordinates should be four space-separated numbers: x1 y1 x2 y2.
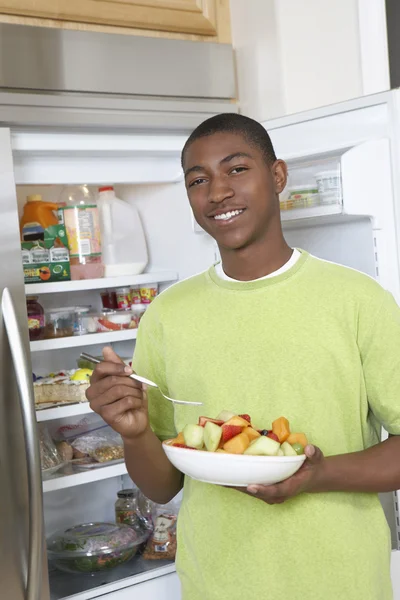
97 186 148 277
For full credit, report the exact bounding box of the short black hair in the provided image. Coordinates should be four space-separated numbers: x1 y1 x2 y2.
181 112 277 168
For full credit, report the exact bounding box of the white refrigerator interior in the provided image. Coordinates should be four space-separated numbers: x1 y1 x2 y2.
6 90 400 599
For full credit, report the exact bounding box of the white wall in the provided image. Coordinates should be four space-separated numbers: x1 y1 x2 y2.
230 0 390 120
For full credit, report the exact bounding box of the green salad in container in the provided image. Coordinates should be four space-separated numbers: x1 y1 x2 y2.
47 522 147 574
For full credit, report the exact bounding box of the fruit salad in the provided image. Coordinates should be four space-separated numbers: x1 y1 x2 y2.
167 411 309 457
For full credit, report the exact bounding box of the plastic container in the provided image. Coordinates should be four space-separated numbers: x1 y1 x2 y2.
26 296 45 341
73 307 91 336
20 195 59 242
58 185 104 280
44 308 75 338
140 284 158 304
47 522 145 574
315 171 341 204
87 311 138 333
97 186 148 277
132 304 146 326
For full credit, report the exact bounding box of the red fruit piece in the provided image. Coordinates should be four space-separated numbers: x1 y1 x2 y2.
172 443 194 449
239 414 251 423
267 432 279 443
221 424 243 443
97 318 121 331
198 417 224 428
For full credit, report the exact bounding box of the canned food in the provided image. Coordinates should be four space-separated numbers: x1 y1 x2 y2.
116 287 131 310
130 287 142 305
140 285 158 304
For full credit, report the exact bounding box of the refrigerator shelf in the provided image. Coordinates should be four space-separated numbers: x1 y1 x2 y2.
24 270 178 295
36 401 93 422
281 203 343 222
48 558 176 600
43 461 128 492
30 328 138 352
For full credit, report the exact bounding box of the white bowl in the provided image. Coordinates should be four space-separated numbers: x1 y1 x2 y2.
162 441 306 487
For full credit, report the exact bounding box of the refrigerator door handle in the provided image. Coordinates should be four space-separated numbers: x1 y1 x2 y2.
2 288 43 600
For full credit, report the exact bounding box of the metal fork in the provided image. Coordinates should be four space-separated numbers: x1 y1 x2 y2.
80 352 203 406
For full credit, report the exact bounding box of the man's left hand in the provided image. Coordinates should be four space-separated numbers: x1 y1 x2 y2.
233 444 325 504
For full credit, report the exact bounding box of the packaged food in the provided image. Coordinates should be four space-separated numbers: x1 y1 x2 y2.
22 224 71 284
26 296 45 341
130 287 142 305
58 185 104 280
100 290 118 310
315 170 341 204
288 185 319 208
44 308 75 338
70 425 124 463
116 287 131 310
47 522 145 573
34 369 91 406
142 499 179 561
38 425 63 471
140 284 158 304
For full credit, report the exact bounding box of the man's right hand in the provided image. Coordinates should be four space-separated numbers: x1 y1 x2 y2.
86 346 149 441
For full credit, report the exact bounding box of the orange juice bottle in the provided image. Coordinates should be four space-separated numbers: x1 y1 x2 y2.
20 195 59 241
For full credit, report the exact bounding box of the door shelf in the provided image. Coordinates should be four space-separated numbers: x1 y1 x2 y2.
30 329 138 352
24 270 178 295
281 203 343 222
48 558 176 600
43 462 128 492
36 401 93 422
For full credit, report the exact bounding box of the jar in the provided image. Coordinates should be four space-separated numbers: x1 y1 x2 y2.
26 296 45 341
115 489 144 533
130 287 142 305
116 287 131 310
100 290 118 310
73 307 91 336
140 284 158 304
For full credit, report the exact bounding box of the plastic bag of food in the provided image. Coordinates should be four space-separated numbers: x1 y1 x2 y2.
71 426 124 463
38 425 63 471
142 497 180 560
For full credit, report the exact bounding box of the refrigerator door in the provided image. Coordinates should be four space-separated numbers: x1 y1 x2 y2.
0 128 49 600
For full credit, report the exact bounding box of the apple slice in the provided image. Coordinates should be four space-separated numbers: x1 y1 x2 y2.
281 441 298 457
244 436 280 456
216 410 236 422
183 424 204 449
203 421 223 452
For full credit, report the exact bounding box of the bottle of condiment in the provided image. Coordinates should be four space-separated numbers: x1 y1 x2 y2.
115 489 143 533
26 296 45 341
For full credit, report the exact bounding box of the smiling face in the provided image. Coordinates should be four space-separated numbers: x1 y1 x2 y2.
183 132 287 252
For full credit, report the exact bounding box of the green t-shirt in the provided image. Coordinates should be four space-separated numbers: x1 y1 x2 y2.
132 249 400 600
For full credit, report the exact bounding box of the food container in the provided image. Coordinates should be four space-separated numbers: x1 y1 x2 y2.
140 284 158 304
116 287 131 310
131 304 146 326
44 308 75 338
130 287 142 305
73 306 91 336
115 489 147 534
315 170 341 204
87 311 138 333
288 185 319 209
26 296 45 341
47 522 146 573
100 290 118 310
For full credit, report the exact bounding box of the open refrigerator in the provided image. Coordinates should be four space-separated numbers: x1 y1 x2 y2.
2 89 400 600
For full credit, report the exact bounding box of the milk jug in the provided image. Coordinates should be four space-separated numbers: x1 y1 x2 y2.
97 186 148 277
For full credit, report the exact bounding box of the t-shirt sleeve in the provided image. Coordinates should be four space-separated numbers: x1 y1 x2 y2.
358 289 400 435
131 304 177 441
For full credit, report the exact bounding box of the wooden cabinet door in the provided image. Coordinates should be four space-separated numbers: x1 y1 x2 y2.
0 0 230 40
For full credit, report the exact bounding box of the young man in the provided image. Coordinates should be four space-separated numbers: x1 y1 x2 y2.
87 113 400 599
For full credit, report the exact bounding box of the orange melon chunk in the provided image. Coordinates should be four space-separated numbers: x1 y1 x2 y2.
223 432 250 454
287 432 308 448
272 416 290 443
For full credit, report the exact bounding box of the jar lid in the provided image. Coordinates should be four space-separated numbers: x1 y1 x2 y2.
117 489 135 499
